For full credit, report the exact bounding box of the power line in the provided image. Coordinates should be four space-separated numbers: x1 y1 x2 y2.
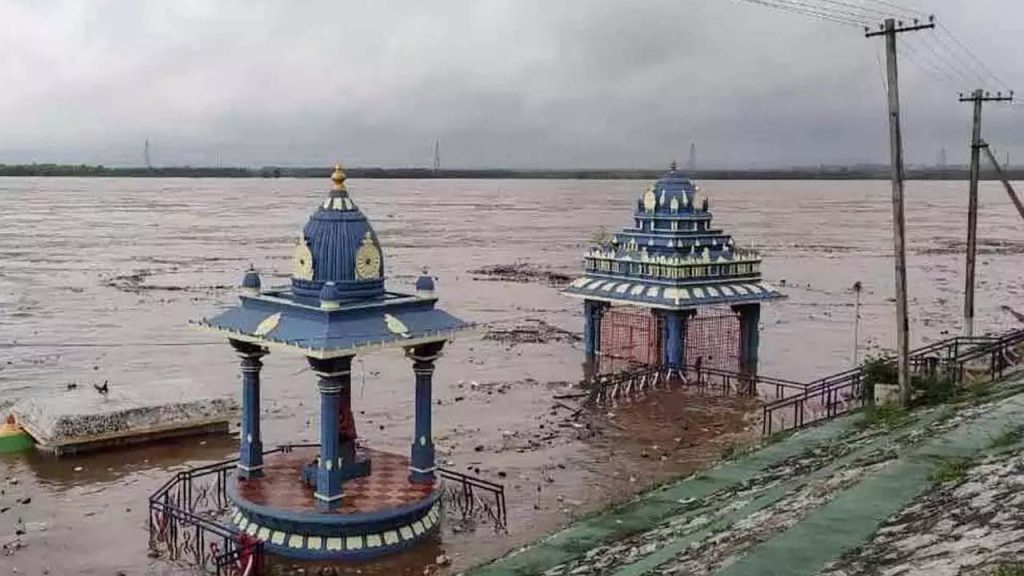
859 0 928 18
780 0 877 23
736 0 870 27
925 28 999 91
911 34 983 91
816 0 914 21
937 22 1011 93
897 36 965 91
735 0 1012 99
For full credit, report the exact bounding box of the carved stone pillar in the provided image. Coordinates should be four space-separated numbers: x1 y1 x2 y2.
231 340 268 480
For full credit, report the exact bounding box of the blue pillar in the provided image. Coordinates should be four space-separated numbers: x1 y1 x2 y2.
231 340 267 480
665 311 684 374
664 310 694 377
406 341 445 484
308 355 353 512
584 300 601 360
733 303 762 378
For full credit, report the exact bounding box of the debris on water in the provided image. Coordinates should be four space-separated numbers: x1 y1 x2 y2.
469 262 574 287
102 269 233 294
1002 305 1024 324
483 318 580 346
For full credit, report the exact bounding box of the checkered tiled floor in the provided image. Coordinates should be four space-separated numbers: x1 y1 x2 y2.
235 447 435 514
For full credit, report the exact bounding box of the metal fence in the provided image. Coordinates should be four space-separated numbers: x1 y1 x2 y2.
438 467 508 531
149 460 260 576
147 444 507 574
761 329 1024 435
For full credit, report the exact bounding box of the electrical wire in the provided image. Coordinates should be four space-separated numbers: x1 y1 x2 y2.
773 0 878 23
735 0 1012 98
735 0 870 27
913 34 984 91
924 28 1000 92
937 23 1012 94
815 0 916 22
859 0 928 18
897 37 967 92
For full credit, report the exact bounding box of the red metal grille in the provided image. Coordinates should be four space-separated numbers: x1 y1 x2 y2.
599 306 661 370
599 305 739 372
686 307 740 373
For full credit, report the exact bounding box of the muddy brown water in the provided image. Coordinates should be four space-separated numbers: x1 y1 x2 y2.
1 178 1023 575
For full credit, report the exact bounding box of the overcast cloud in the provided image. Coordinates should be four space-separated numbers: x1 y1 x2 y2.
1 0 1022 168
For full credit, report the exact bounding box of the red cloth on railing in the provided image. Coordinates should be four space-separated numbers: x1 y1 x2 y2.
236 533 260 569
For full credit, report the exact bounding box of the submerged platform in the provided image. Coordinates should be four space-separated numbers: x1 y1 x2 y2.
227 447 440 560
11 379 237 456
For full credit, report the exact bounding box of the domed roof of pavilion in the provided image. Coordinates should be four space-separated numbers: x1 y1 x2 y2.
637 161 701 216
291 165 384 299
562 163 784 310
192 165 470 358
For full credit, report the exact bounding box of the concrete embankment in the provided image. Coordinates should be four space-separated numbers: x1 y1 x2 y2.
471 370 1024 576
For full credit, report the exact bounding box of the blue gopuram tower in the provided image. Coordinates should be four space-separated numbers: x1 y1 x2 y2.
192 165 470 560
563 162 784 379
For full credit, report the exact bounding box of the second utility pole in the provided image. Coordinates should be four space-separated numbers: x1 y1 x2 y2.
866 16 934 406
959 89 1013 337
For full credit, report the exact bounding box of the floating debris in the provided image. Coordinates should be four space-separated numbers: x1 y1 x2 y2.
469 262 574 287
483 318 581 346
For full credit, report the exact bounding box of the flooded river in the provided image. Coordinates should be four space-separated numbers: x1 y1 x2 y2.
1 177 1022 575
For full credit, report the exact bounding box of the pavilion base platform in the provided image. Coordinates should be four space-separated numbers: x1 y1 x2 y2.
227 447 441 561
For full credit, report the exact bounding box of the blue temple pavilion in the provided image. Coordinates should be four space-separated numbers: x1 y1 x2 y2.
192 165 470 560
563 162 784 378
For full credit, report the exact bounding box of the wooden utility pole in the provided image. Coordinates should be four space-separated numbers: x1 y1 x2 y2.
959 90 1013 337
866 17 934 406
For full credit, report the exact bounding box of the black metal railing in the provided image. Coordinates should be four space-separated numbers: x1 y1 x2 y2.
586 364 664 401
147 443 317 576
683 365 807 398
149 499 258 576
583 362 807 402
761 329 1024 435
438 467 508 531
148 444 509 573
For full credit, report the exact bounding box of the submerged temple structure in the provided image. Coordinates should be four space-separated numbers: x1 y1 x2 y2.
563 162 784 379
191 166 470 560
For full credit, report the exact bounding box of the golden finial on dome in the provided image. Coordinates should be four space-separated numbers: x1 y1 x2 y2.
331 163 347 191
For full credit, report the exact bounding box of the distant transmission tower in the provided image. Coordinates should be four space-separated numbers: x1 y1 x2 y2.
432 140 441 173
687 142 697 171
938 147 947 168
144 139 152 169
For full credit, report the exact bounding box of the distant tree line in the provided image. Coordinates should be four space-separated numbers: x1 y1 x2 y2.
0 162 1017 180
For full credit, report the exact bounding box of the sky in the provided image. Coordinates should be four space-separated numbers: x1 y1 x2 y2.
2 0 1023 169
